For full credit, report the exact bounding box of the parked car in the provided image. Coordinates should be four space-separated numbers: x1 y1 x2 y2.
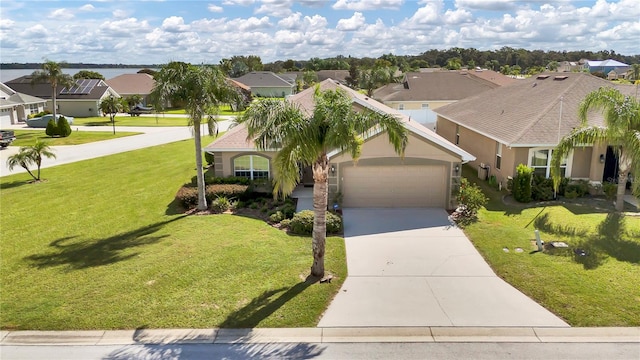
128 105 153 116
26 114 75 128
0 130 16 148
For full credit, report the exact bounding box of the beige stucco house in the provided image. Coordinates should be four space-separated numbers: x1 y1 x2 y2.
232 72 295 98
205 79 474 209
0 82 46 127
435 72 637 188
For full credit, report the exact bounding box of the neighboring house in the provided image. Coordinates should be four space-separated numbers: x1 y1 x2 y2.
558 61 580 72
585 59 629 75
316 70 349 84
0 82 46 127
435 72 637 188
5 76 118 117
205 79 474 209
373 69 516 128
105 73 155 105
233 72 295 98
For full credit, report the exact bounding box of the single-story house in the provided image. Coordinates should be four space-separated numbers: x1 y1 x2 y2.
373 69 516 128
0 82 47 127
105 73 155 105
233 72 295 98
435 72 637 188
205 79 475 209
4 76 118 117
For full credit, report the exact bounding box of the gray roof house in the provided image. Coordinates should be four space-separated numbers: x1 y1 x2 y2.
5 76 118 117
233 72 295 98
205 79 474 209
434 72 638 189
0 82 47 127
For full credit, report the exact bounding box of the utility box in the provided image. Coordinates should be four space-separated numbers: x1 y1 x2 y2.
477 164 489 180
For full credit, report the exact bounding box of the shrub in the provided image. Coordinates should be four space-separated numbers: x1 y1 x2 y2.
603 181 617 200
279 219 291 228
269 211 285 223
45 119 58 137
204 152 214 166
210 196 233 213
565 190 579 199
565 180 589 198
532 175 555 201
207 176 251 185
488 175 499 190
175 184 248 209
513 164 533 203
289 210 343 235
57 116 72 137
249 202 258 209
175 186 199 208
279 203 296 219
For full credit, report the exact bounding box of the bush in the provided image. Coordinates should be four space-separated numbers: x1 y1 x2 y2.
210 196 233 213
279 203 296 219
565 190 578 199
57 116 72 137
565 180 589 198
279 218 291 228
532 175 555 201
45 119 58 137
175 184 249 209
513 164 533 203
603 181 617 200
269 211 285 223
488 175 499 190
289 210 342 235
204 152 214 166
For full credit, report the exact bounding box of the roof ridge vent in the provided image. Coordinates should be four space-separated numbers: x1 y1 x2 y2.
554 75 568 80
537 75 550 80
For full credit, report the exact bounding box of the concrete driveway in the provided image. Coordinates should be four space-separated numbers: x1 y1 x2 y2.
318 208 569 328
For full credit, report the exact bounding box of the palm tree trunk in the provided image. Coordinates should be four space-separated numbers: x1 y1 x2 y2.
310 157 329 278
615 152 631 212
51 83 57 121
194 120 207 211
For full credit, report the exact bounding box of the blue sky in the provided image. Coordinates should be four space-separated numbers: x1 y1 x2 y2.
1 0 638 65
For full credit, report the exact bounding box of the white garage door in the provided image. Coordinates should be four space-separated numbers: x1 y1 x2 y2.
0 109 12 128
342 165 446 208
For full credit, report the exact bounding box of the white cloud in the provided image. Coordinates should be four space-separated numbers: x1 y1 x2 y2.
255 0 295 17
162 16 190 32
222 0 255 5
0 19 15 30
112 9 130 18
24 24 48 39
402 1 443 28
333 0 404 11
49 8 75 20
79 4 95 12
337 12 366 31
99 18 151 37
227 16 272 31
208 4 224 12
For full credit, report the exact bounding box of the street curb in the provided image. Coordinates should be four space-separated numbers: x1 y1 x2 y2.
1 327 639 345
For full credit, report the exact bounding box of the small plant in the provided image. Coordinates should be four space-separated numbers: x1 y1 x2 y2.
565 190 579 199
204 152 214 166
532 175 555 201
565 180 589 198
210 196 233 213
488 175 499 190
602 181 617 200
269 211 285 223
249 202 258 209
279 218 292 228
452 177 488 226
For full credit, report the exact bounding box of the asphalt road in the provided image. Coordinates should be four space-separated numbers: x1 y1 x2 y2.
2 342 639 360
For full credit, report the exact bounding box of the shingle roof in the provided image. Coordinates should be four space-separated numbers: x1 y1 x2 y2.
5 76 111 100
233 72 295 88
435 72 633 147
105 73 155 96
206 79 474 162
373 70 510 103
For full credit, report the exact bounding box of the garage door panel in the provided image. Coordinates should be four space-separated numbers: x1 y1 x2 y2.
342 165 446 208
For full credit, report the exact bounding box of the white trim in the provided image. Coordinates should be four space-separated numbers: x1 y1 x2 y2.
527 147 573 178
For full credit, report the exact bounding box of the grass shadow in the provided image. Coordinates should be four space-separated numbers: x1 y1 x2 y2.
532 212 588 237
0 180 33 190
220 275 319 328
25 216 187 270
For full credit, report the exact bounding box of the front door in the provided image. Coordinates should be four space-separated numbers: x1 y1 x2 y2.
602 146 618 183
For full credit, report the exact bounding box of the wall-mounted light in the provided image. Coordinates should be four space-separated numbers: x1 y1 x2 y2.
599 154 605 163
455 165 460 174
330 165 336 175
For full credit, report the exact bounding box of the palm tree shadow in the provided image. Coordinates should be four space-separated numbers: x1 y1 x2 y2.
220 275 319 328
25 216 187 270
103 342 325 359
0 180 32 190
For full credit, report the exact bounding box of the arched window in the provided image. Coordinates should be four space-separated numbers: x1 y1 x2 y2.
234 155 269 180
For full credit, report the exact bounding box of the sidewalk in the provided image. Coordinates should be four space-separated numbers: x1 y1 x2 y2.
2 327 638 345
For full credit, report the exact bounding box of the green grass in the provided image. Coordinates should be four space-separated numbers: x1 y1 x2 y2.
73 116 191 127
462 166 640 326
11 130 141 146
0 137 346 330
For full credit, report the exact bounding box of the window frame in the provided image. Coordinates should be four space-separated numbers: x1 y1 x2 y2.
233 154 270 180
495 142 502 170
527 148 572 178
455 124 460 145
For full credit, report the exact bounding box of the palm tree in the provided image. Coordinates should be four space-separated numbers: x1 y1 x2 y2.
100 96 126 134
151 62 240 211
240 86 408 277
551 87 640 211
31 60 74 122
6 140 56 181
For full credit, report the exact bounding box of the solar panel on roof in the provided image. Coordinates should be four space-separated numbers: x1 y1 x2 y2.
60 78 99 95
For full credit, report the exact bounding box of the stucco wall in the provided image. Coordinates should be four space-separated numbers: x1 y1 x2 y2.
251 87 293 98
212 150 278 178
48 100 101 118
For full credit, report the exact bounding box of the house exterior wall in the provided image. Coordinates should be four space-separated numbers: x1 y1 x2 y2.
212 150 278 178
47 100 101 117
251 86 293 98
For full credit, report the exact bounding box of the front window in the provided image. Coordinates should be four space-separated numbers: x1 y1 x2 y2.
495 142 502 170
398 104 404 110
234 155 269 180
529 148 568 178
29 104 39 114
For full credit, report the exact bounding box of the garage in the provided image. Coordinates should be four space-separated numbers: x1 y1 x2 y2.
0 108 12 128
341 165 446 208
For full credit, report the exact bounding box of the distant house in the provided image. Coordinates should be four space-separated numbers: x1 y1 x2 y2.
5 76 118 117
585 59 629 75
233 72 295 98
373 69 516 129
0 82 47 127
435 72 638 188
316 70 349 84
105 73 155 105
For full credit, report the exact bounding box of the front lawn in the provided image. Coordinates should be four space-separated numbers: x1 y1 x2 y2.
73 116 192 127
462 166 640 326
0 137 346 330
11 130 141 146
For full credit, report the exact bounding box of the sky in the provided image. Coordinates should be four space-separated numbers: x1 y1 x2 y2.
1 0 639 65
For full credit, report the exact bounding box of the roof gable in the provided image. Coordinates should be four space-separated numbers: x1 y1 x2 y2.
233 72 295 88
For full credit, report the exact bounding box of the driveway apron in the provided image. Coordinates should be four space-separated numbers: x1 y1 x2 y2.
318 208 569 327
